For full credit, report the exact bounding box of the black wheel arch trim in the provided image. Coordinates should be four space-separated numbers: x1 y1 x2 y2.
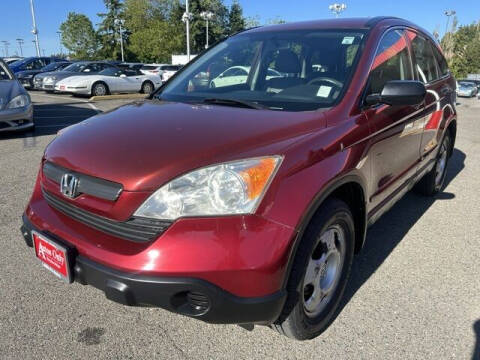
282 173 367 290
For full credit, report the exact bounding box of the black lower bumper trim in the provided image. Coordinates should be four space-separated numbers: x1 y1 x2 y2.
21 214 286 325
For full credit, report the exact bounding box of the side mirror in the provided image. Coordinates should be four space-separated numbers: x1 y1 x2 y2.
365 80 426 107
83 68 91 73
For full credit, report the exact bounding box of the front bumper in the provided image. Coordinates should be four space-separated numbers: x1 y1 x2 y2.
54 84 89 95
21 215 286 324
0 104 34 132
19 78 34 89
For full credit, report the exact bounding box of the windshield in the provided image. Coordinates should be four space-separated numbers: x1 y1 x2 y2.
42 62 66 72
63 63 88 72
9 58 30 67
157 29 365 111
459 81 475 87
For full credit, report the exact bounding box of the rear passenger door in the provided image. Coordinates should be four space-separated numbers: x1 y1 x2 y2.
406 30 454 165
364 29 424 213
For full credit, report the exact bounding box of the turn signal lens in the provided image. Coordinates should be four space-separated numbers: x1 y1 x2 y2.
241 158 277 200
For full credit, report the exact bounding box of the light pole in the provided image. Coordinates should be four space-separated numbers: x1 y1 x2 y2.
329 3 347 18
56 31 63 56
200 11 214 49
29 0 41 56
16 39 24 57
444 10 456 36
114 18 125 62
182 0 193 61
1 41 10 57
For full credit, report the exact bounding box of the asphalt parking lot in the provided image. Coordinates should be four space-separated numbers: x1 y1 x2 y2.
0 92 479 359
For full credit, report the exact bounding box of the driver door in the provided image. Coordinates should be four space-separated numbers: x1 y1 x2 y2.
121 71 143 92
363 29 424 215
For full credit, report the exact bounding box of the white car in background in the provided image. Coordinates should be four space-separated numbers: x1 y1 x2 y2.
209 66 281 88
140 64 182 82
54 67 161 96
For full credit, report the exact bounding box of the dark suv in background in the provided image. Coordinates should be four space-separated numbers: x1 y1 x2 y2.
22 17 456 340
16 61 71 89
8 57 64 74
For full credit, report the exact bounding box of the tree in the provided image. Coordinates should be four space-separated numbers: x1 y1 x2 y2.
97 0 124 60
266 17 287 25
447 22 480 78
124 0 182 62
244 15 260 28
228 1 245 35
172 0 229 53
59 12 99 60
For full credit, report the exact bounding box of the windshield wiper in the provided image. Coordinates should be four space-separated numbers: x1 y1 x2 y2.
202 98 266 110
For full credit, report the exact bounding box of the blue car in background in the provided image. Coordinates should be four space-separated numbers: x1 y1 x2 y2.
8 57 64 74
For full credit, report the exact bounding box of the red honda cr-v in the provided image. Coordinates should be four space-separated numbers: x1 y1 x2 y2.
22 17 457 340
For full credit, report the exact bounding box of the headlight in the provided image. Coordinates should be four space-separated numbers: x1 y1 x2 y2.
134 156 283 220
6 95 30 109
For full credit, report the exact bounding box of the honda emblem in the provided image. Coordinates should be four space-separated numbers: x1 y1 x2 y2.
60 173 79 199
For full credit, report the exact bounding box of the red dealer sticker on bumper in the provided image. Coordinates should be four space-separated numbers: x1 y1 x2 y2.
33 231 71 282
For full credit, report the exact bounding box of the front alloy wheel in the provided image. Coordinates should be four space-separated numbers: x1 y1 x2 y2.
303 225 346 318
92 83 107 97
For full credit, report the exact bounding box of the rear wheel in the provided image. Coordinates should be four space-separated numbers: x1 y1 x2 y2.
92 82 108 97
414 133 451 196
272 198 354 340
141 81 154 94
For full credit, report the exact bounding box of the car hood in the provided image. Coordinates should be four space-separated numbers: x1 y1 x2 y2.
0 79 26 109
37 71 82 81
45 100 326 191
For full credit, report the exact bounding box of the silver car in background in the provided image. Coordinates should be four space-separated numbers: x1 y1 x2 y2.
456 81 478 97
0 59 33 133
34 61 117 92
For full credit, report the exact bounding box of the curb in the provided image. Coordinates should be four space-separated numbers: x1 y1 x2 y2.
89 94 148 101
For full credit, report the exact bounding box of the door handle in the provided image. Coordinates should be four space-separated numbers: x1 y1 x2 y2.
440 87 451 96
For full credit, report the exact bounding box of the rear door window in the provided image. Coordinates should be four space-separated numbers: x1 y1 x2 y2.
367 29 413 95
25 59 45 70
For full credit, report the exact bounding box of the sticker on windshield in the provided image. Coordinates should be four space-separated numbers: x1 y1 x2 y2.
316 85 332 98
342 37 355 45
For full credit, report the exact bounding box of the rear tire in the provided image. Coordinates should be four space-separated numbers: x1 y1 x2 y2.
272 198 355 340
414 133 451 196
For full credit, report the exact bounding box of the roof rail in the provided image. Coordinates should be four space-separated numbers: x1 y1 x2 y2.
365 16 401 28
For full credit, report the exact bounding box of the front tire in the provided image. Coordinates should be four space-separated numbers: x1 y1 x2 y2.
414 133 451 196
91 82 108 97
272 198 355 340
141 81 154 94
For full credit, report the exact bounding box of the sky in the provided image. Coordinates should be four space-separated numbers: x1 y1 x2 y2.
0 0 478 58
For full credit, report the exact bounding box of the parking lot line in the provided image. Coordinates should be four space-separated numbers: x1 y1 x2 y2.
32 92 100 113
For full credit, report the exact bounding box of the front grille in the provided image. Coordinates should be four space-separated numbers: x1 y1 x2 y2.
42 188 171 243
43 161 123 201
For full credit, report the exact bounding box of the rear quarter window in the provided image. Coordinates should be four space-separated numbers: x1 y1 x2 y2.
431 44 449 77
